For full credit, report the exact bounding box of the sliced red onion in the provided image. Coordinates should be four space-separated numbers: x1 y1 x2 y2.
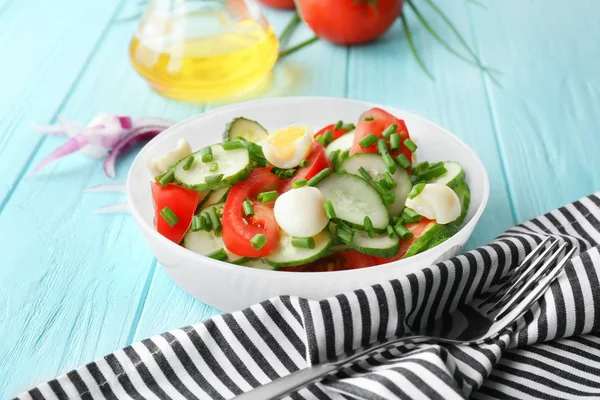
103 126 166 178
93 202 130 214
85 182 126 193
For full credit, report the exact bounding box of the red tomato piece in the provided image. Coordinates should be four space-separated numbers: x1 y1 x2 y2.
222 168 281 258
283 250 378 272
350 107 413 170
279 141 332 193
314 124 353 142
296 0 403 45
257 0 295 9
151 182 200 244
373 218 437 264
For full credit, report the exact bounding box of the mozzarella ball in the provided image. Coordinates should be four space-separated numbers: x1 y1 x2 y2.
405 183 461 224
274 186 328 237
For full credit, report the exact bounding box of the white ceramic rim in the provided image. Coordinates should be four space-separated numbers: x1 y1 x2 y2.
127 96 490 276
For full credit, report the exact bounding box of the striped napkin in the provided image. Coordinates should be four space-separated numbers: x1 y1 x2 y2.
17 192 600 400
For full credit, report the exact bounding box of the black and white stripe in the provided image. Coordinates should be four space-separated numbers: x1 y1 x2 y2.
16 192 600 400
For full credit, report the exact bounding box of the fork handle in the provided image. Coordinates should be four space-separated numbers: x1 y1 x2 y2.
235 335 432 400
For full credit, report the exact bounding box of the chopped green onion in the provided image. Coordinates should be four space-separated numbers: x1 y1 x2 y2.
299 159 309 168
404 139 418 152
377 139 389 155
159 170 175 187
413 161 430 176
154 171 166 182
329 149 341 170
209 207 221 230
323 130 334 144
387 225 398 239
214 226 222 237
271 167 297 180
382 191 396 205
292 179 308 189
315 135 326 146
323 200 336 219
336 226 354 244
391 216 402 225
358 134 379 149
222 141 245 151
307 168 331 186
337 150 350 170
401 207 423 224
200 147 213 163
384 172 397 188
242 200 254 217
209 162 219 173
257 191 278 203
207 248 228 261
408 183 426 199
250 234 267 250
395 154 412 169
205 174 224 184
382 123 398 139
358 166 371 181
191 215 203 232
338 169 347 174
341 122 355 131
394 224 414 241
334 120 343 130
364 216 374 238
200 213 212 231
376 179 391 192
160 206 179 227
182 155 195 171
383 153 397 174
417 164 448 182
363 116 374 121
390 133 400 150
292 236 315 249
242 217 249 225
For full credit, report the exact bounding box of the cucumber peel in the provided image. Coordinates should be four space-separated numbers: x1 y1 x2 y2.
223 117 268 143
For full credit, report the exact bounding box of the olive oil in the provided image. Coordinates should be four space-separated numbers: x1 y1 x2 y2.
130 16 279 102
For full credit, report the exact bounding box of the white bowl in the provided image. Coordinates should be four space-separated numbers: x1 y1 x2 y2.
127 97 489 312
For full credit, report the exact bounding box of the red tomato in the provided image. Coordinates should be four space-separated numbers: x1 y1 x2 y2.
296 0 403 45
283 250 377 272
257 0 295 9
374 218 437 264
222 168 281 257
350 107 413 169
279 141 332 193
151 182 200 244
314 124 353 142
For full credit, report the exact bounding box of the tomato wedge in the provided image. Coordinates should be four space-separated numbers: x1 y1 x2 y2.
350 108 413 167
283 250 377 272
151 182 200 244
374 218 437 264
279 141 332 193
222 168 281 257
314 124 353 142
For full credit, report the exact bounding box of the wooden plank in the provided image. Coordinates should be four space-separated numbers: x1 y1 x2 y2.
132 7 351 339
0 2 207 397
0 0 123 207
345 3 515 249
467 0 600 222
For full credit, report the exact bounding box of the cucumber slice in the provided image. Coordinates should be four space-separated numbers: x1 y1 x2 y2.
203 187 230 207
242 258 277 270
326 131 354 157
183 230 247 264
174 144 251 191
404 223 458 258
264 229 332 267
340 153 412 217
348 230 399 258
223 117 268 143
317 173 389 232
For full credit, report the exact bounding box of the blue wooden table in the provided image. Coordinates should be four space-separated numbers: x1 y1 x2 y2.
1 0 599 397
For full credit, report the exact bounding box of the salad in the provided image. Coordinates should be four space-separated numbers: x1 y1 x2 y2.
147 108 470 272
